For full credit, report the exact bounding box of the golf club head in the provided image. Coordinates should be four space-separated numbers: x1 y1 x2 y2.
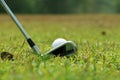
46 41 77 57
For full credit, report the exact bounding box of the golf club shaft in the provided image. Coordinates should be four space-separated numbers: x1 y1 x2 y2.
0 0 41 55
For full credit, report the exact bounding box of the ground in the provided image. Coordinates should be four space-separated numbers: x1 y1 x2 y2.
0 14 120 80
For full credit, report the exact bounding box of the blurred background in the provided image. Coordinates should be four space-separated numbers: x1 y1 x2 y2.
0 0 120 14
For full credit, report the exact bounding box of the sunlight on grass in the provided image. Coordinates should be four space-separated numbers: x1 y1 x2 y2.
0 15 120 80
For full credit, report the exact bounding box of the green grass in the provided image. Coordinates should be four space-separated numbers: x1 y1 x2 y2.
0 14 120 80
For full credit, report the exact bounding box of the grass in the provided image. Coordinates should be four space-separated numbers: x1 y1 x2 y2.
0 14 120 80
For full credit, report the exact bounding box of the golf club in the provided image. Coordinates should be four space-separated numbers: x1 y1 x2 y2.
0 0 41 56
0 0 77 57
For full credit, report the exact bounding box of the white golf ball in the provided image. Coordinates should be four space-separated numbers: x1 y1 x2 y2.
52 38 67 48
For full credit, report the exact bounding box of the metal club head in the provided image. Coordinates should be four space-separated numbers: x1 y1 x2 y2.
45 38 77 57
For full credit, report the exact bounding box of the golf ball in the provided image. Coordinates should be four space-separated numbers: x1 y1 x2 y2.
52 38 67 48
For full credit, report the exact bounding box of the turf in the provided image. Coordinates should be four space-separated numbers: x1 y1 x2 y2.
0 14 120 80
